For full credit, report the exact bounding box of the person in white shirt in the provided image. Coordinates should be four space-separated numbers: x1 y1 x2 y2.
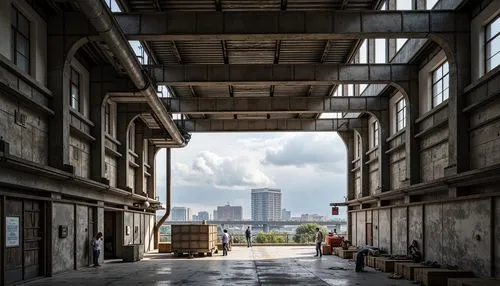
222 229 230 256
91 232 103 267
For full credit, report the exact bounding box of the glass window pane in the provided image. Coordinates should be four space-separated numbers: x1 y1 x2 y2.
16 35 29 57
347 84 354 97
486 36 500 59
16 53 29 73
360 84 368 94
11 6 17 26
487 53 500 71
443 88 449 101
487 17 500 40
443 74 449 90
433 95 440 107
71 69 80 85
442 62 449 75
18 13 29 37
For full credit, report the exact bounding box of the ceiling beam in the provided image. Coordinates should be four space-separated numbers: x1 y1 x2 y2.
173 118 366 132
163 96 388 114
114 10 466 41
145 63 416 86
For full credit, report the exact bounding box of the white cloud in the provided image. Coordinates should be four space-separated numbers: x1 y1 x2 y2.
173 151 274 190
262 133 346 173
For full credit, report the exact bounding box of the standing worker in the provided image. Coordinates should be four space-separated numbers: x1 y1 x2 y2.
314 227 323 257
91 232 103 267
222 229 230 256
245 226 252 247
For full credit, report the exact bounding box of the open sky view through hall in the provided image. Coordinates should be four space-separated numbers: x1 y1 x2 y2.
155 132 348 219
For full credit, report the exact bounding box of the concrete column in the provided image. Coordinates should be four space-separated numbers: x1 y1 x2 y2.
355 126 369 197
443 31 471 174
406 80 420 184
377 110 390 192
263 224 269 233
338 131 355 200
147 145 158 199
135 124 146 196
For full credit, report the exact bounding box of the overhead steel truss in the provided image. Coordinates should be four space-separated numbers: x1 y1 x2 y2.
145 63 415 86
114 10 468 41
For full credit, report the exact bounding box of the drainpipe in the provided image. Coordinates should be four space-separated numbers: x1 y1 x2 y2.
77 0 185 146
154 148 171 248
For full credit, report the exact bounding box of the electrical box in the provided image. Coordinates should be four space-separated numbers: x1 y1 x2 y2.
59 225 68 238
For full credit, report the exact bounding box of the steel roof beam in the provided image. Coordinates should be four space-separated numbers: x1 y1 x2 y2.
174 118 366 132
163 96 388 114
114 10 468 41
145 63 416 86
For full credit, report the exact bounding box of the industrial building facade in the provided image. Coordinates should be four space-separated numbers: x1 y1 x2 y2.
251 188 282 221
0 0 498 283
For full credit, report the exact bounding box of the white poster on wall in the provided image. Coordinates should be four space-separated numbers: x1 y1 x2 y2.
6 216 20 247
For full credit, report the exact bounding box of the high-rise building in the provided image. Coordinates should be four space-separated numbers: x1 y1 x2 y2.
251 188 282 221
171 207 191 221
215 204 243 220
198 211 209 221
281 209 291 221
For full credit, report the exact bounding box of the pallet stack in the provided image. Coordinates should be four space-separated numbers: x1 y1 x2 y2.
171 224 218 256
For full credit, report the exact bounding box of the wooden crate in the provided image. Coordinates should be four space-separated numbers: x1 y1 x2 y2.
415 269 474 286
322 245 332 255
338 249 356 259
332 247 342 256
375 258 413 272
394 262 433 280
171 224 218 255
367 256 378 267
448 278 500 286
158 243 171 253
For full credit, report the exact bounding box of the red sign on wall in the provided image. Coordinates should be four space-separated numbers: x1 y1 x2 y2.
331 207 339 216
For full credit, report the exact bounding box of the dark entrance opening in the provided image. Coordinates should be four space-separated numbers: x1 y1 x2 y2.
104 211 117 259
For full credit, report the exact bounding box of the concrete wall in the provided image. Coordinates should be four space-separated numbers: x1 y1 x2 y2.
76 205 89 268
0 93 49 164
52 202 75 274
104 154 118 187
496 197 500 279
352 197 496 277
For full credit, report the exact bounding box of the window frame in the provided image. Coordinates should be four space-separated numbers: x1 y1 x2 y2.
356 134 362 158
431 61 450 108
128 123 135 151
70 67 81 112
104 102 111 135
485 14 500 73
396 98 407 132
372 121 379 148
11 5 31 74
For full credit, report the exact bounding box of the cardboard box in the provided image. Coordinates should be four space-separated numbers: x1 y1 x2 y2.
416 269 473 286
322 245 332 255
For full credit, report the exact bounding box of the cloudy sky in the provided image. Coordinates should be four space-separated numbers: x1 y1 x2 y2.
155 132 348 219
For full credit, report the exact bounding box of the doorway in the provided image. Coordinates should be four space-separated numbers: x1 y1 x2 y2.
104 211 117 259
4 198 44 284
366 223 373 246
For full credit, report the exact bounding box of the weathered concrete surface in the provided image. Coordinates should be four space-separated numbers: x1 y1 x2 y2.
356 211 366 246
496 197 500 279
52 203 75 274
378 209 391 253
76 205 89 268
124 211 133 245
408 205 423 253
24 246 418 286
424 203 443 263
372 210 379 248
442 199 491 277
391 207 407 255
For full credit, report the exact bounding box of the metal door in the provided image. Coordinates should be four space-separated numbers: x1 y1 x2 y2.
23 200 43 280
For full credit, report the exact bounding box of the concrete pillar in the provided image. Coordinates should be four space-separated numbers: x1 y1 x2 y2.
405 79 421 184
355 126 369 197
147 145 158 199
263 224 269 233
338 131 355 200
376 110 391 192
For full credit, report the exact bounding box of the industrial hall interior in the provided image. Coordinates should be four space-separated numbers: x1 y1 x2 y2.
0 0 499 285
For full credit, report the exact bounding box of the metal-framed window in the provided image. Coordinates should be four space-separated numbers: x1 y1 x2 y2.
375 39 387 63
396 98 406 132
70 68 80 111
432 61 449 107
356 134 362 158
11 5 30 74
486 15 500 72
105 102 111 134
372 121 379 148
128 123 135 151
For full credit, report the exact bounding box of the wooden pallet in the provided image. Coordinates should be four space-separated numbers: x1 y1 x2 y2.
375 258 413 272
338 249 356 259
414 268 474 286
173 248 216 257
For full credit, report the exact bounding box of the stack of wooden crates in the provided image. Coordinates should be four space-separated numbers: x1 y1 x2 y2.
171 224 218 256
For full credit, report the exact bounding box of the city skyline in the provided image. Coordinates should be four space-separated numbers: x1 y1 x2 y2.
156 133 348 219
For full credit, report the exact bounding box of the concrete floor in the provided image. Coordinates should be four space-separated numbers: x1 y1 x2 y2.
24 246 417 286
